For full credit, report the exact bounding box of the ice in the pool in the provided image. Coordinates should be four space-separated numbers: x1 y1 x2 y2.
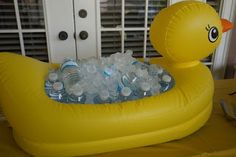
44 50 175 104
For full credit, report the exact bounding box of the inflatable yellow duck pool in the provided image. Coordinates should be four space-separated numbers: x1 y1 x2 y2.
0 1 233 156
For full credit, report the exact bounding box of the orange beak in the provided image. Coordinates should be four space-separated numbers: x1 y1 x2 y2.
221 19 233 33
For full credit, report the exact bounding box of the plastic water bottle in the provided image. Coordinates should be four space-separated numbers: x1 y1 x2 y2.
148 64 164 78
45 70 59 94
134 68 149 80
49 81 67 102
68 87 86 104
119 87 133 102
101 65 121 102
73 79 95 104
93 89 111 104
45 52 175 104
138 82 152 98
121 69 146 94
133 61 149 70
60 59 81 95
84 66 105 104
160 74 172 92
106 77 120 102
121 72 138 88
150 79 161 95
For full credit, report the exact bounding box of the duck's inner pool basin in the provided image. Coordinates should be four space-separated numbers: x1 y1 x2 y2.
45 51 175 104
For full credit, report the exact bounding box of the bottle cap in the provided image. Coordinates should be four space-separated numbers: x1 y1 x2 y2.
53 82 64 91
157 68 163 74
121 87 132 97
72 87 83 96
99 90 109 100
48 72 58 82
162 74 172 82
140 82 151 92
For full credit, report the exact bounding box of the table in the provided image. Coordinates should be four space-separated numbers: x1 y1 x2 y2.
0 79 236 157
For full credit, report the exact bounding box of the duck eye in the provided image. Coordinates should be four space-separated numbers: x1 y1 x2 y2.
208 26 219 43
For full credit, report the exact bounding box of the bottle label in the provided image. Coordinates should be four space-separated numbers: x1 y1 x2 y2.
60 60 78 71
103 67 113 77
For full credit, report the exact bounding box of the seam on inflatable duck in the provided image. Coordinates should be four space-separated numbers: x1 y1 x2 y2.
0 0 233 156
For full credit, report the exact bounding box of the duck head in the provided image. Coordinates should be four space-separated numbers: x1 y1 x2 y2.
150 1 233 65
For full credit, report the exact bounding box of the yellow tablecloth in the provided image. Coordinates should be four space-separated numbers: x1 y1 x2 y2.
0 79 236 157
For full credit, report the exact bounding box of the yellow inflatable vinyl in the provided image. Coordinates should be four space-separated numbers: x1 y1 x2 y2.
150 1 223 63
0 1 233 157
0 53 213 157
